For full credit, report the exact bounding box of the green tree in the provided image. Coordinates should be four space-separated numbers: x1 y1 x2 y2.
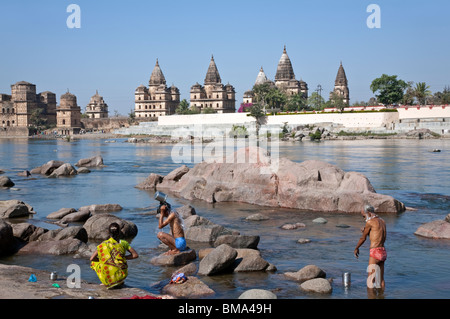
176 99 191 114
370 74 408 105
329 92 346 112
252 83 272 104
402 81 415 105
265 88 287 113
433 86 450 105
29 108 48 131
412 82 432 105
307 92 326 110
248 103 267 145
286 93 307 112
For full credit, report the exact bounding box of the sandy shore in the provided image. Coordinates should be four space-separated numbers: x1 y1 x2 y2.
0 263 158 299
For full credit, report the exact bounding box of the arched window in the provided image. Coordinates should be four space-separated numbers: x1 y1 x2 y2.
62 119 66 125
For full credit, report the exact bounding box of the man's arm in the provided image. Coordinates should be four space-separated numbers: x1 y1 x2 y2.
159 212 174 229
354 224 371 258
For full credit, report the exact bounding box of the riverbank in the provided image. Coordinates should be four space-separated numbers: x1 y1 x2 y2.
0 263 158 299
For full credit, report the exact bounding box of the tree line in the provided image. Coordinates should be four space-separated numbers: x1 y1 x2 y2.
168 73 449 116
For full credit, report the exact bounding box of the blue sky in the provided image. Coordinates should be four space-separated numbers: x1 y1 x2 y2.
1 0 449 115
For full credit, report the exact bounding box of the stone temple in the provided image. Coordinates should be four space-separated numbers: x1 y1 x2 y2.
85 90 109 118
242 46 309 105
190 55 236 113
134 59 180 119
330 62 350 105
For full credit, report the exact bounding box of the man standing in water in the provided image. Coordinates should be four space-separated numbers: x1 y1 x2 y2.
354 205 387 292
157 203 187 255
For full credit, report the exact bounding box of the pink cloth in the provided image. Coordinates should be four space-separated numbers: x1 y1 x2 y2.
370 247 387 262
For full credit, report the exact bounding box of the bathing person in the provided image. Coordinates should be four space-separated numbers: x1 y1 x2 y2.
90 222 139 289
354 205 387 291
157 203 187 255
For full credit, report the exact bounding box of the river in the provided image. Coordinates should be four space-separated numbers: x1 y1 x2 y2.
0 137 449 299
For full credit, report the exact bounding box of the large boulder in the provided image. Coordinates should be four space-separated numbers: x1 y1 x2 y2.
79 204 123 214
31 160 65 175
0 220 16 256
48 163 77 177
213 234 260 249
18 238 88 255
198 244 237 276
75 156 104 168
0 200 36 218
414 217 450 239
150 147 405 214
135 173 163 190
83 214 137 241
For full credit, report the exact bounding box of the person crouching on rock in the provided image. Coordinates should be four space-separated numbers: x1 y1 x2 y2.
90 222 139 289
157 203 187 255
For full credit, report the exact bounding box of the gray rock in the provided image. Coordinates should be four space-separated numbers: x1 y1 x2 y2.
48 163 77 178
19 238 88 255
238 289 277 299
162 276 215 299
38 160 65 175
83 214 138 241
11 223 46 242
213 234 260 249
297 238 311 244
198 244 237 276
75 155 104 167
284 265 326 282
0 176 14 188
152 147 405 213
0 200 35 218
77 167 91 174
0 220 15 256
233 255 269 272
300 278 332 294
414 220 450 239
46 208 77 220
60 210 91 223
245 213 269 221
313 217 328 224
150 249 197 267
135 173 163 190
281 222 306 230
17 170 31 177
79 204 122 214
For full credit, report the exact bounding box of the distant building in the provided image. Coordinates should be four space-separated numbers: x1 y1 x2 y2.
241 47 308 108
86 90 109 118
274 46 308 98
190 55 236 113
56 91 82 135
330 62 350 105
134 59 180 119
0 81 56 130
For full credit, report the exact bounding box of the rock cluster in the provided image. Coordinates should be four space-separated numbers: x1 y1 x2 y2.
0 200 135 257
141 146 405 214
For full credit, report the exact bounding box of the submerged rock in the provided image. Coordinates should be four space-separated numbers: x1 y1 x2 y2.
414 218 450 239
150 249 197 267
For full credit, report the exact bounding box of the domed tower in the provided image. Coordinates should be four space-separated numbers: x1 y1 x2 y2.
190 55 236 113
86 90 109 119
134 59 180 119
57 90 81 135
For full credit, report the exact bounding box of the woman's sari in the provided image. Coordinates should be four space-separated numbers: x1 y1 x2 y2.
91 237 130 289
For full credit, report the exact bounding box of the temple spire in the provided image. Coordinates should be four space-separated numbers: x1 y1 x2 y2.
275 45 295 81
204 55 222 85
149 58 166 86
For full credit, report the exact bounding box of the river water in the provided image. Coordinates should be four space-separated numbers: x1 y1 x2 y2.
0 137 449 299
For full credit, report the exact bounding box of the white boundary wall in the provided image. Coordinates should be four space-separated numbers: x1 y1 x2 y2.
397 105 450 119
157 111 399 129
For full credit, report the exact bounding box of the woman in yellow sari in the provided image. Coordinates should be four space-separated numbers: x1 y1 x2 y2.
90 223 139 289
